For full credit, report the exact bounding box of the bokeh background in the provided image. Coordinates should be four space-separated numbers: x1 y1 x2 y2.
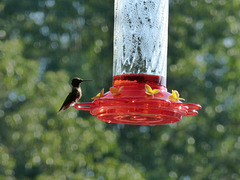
1 0 240 179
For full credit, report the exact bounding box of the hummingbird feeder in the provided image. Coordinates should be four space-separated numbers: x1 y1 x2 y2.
74 0 201 125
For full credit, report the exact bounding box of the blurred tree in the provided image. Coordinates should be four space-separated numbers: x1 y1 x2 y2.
0 0 113 100
116 0 240 179
0 40 144 179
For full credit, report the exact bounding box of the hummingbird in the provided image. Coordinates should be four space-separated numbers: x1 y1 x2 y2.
58 77 91 112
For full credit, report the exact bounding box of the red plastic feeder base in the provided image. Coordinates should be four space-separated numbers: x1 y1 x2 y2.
74 74 201 125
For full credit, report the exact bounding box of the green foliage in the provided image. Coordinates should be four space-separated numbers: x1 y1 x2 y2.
0 40 144 179
1 0 240 179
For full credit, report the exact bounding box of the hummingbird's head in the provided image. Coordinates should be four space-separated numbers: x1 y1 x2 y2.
71 77 92 87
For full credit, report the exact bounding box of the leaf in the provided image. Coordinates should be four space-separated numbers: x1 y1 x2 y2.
168 90 185 101
110 86 123 95
145 84 160 96
91 88 105 100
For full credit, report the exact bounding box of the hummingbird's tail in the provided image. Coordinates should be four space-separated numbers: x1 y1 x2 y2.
58 103 70 113
58 106 63 113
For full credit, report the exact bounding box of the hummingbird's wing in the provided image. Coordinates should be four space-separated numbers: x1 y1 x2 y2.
58 89 80 112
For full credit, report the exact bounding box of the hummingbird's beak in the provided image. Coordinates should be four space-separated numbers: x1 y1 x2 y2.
82 80 92 82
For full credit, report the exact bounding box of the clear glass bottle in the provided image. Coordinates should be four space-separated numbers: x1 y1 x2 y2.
113 0 169 86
